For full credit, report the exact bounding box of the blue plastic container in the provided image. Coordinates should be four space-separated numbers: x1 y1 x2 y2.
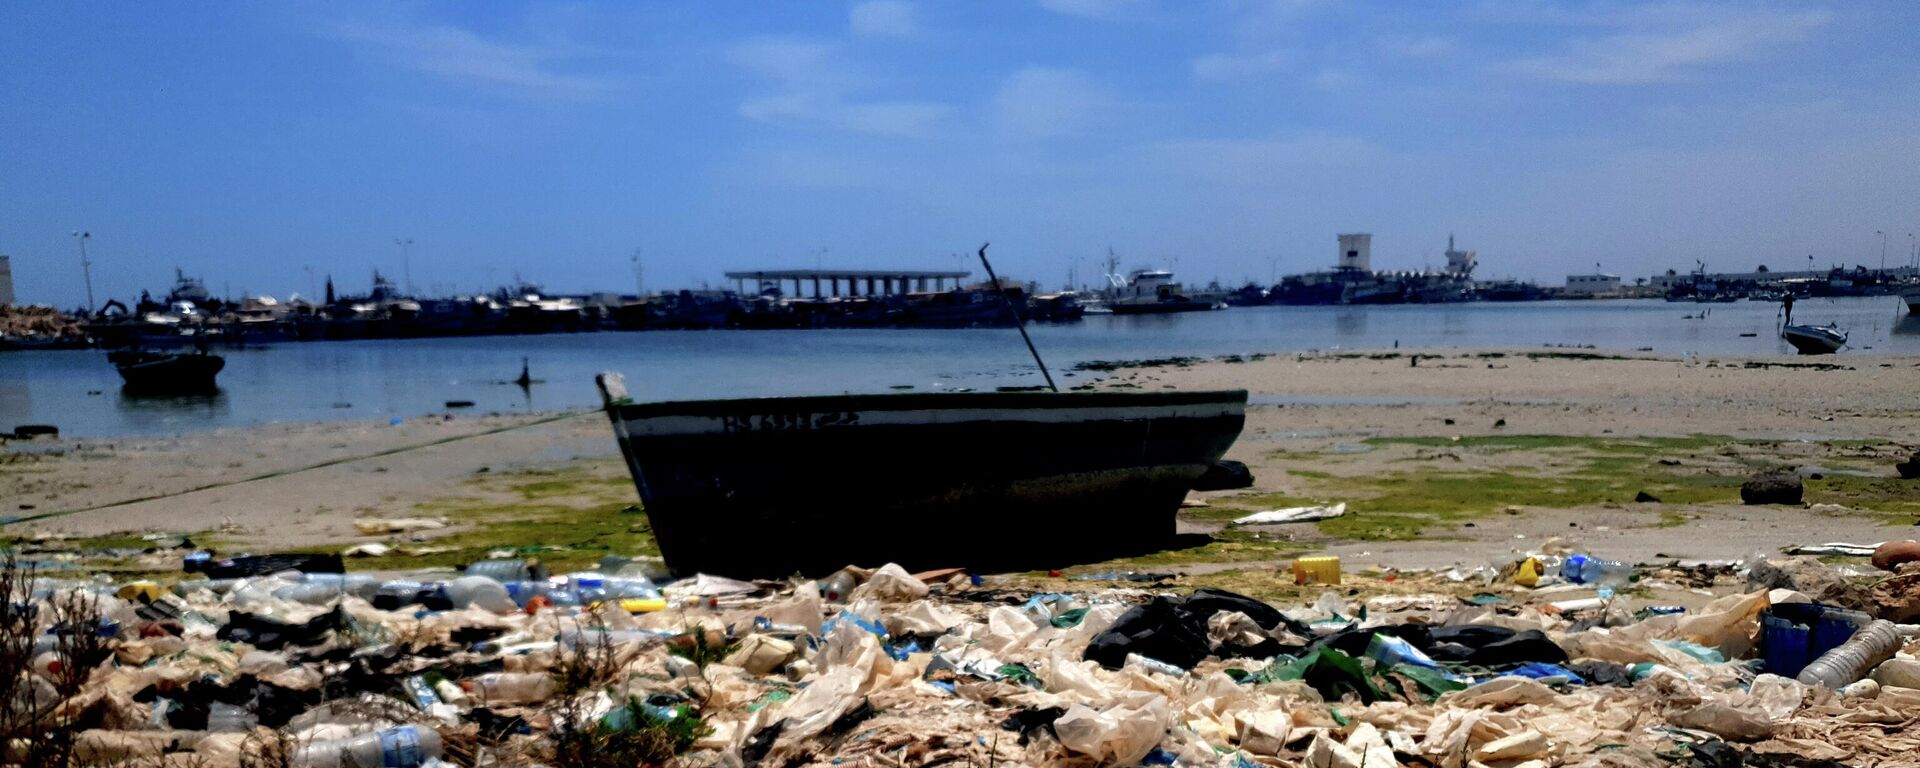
1760 603 1869 677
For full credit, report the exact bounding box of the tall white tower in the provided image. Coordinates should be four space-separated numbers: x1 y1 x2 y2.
1443 234 1477 276
0 255 14 306
1336 233 1371 272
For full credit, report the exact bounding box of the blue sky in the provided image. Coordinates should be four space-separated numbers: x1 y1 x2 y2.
4 1 1918 307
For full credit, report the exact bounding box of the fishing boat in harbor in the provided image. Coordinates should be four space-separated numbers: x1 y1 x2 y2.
108 349 225 392
1903 285 1920 315
1781 324 1847 355
1106 269 1217 314
596 374 1246 577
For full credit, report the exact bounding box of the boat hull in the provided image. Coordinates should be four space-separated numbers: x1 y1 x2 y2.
600 388 1247 577
109 351 225 392
1904 290 1920 316
1109 300 1215 315
1781 325 1846 355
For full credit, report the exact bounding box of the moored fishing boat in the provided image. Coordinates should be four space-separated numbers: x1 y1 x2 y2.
108 349 225 392
595 374 1246 577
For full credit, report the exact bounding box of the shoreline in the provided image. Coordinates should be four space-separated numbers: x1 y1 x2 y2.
4 348 1915 573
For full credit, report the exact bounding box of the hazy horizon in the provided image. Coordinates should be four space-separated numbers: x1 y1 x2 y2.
5 1 1919 308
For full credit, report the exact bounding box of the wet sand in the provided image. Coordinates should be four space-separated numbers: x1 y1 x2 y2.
4 349 1916 568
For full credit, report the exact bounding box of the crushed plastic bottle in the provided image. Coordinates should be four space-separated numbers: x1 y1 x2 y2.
1797 619 1903 688
821 571 858 604
1123 653 1188 678
294 724 442 768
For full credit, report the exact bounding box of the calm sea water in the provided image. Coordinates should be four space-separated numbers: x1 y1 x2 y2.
3 297 1914 438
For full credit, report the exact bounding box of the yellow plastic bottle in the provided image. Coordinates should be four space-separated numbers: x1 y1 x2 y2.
1291 556 1342 585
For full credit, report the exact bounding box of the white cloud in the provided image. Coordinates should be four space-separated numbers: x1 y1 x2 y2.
729 37 950 136
1135 133 1391 185
1384 35 1458 59
850 0 916 37
334 21 612 101
992 67 1115 139
1191 50 1291 81
1503 7 1830 84
1038 0 1150 21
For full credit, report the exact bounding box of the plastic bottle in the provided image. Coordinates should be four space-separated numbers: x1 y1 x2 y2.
559 628 675 650
293 724 443 768
1123 653 1188 678
444 576 515 613
402 676 440 710
821 571 858 604
1560 554 1590 583
434 679 472 706
606 575 661 600
466 558 542 584
207 702 257 732
464 673 556 704
373 580 430 611
1588 559 1634 588
1796 620 1904 688
569 574 609 605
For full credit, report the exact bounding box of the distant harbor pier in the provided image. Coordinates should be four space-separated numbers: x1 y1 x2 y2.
723 268 971 298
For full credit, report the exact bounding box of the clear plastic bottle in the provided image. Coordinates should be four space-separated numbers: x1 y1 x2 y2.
605 575 661 600
464 672 556 705
1797 620 1904 688
402 676 440 710
1587 559 1633 588
207 702 257 732
444 576 515 612
373 580 430 611
570 574 609 605
559 628 675 650
293 724 442 768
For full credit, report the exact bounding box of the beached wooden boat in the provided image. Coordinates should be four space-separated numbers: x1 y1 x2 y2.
1781 324 1846 355
596 373 1246 577
109 350 225 392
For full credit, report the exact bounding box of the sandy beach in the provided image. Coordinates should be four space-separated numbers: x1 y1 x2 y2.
5 349 1916 572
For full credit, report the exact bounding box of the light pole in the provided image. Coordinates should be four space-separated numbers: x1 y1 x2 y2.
1909 233 1916 271
641 247 656 295
1875 230 1886 274
70 230 94 314
394 238 415 295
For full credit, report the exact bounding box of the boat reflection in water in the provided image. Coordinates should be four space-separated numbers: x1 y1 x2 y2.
114 389 231 433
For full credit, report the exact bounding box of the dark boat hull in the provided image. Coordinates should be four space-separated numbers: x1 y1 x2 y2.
598 385 1246 577
1109 300 1215 315
110 351 225 392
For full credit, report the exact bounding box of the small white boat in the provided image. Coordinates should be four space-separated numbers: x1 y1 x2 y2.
1781 324 1846 355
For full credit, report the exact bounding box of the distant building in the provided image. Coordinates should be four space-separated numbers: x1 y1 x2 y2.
1564 272 1621 295
0 255 14 306
1443 235 1477 276
1336 233 1371 272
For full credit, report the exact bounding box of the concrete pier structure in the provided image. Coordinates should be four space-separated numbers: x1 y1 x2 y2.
723 269 970 298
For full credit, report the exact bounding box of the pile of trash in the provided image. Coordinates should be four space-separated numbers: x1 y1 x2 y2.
6 542 1920 768
0 304 84 342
